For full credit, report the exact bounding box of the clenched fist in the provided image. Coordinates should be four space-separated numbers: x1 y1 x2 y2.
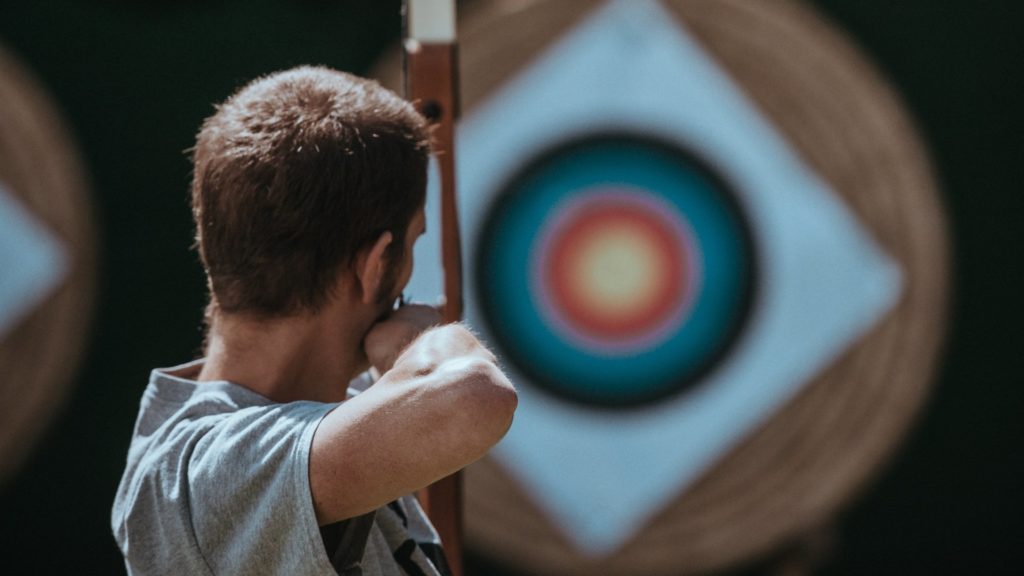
363 304 443 374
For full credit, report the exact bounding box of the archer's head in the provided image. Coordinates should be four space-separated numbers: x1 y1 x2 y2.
190 65 430 320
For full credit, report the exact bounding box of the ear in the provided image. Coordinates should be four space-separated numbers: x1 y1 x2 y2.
354 231 393 305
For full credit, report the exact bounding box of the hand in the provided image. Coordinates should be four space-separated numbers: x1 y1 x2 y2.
363 304 443 374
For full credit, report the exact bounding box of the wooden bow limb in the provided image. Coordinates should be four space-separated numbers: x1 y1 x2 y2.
403 1 464 575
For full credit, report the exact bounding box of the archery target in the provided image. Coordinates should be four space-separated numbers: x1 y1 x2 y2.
371 0 949 572
477 134 754 407
0 43 95 482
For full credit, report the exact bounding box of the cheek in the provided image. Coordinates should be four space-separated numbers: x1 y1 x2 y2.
402 239 419 284
390 253 414 300
398 258 414 292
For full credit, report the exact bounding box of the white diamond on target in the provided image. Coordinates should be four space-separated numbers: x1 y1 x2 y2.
0 182 68 336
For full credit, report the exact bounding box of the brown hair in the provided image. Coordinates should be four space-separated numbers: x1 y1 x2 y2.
191 65 430 316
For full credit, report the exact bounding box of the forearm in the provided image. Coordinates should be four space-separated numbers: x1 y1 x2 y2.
310 323 516 525
375 323 516 464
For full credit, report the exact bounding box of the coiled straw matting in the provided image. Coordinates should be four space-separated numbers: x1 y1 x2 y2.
374 0 948 572
0 45 94 484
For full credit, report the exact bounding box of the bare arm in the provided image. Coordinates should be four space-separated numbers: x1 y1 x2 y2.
308 314 517 525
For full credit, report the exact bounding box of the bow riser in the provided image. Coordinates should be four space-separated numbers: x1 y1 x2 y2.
403 2 465 574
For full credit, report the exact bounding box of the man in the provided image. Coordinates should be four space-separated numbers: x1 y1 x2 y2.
111 66 517 575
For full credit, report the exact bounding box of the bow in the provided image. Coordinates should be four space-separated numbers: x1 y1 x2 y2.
403 1 464 574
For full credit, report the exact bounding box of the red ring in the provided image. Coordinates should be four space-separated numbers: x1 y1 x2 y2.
543 199 690 341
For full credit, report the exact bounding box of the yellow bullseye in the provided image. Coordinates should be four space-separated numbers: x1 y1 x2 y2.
567 223 666 320
542 193 691 342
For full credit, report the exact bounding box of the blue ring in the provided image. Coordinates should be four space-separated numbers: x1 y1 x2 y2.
475 134 755 408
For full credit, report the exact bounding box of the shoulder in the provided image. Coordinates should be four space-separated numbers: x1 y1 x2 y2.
114 381 337 574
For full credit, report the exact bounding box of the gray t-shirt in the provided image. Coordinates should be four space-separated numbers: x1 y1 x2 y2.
112 360 447 576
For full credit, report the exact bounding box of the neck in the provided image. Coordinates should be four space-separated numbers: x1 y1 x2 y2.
198 297 374 403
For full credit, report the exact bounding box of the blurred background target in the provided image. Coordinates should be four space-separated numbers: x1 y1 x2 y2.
477 134 754 407
0 42 95 485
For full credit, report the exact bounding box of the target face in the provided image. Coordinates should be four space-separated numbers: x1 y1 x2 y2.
476 135 754 407
394 0 914 557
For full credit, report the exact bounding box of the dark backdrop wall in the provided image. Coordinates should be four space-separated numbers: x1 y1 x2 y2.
0 1 1020 574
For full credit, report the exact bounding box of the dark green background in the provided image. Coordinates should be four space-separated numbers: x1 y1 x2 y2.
1 1 1020 573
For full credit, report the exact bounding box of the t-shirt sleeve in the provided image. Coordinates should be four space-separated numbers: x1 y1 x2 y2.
186 401 337 575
